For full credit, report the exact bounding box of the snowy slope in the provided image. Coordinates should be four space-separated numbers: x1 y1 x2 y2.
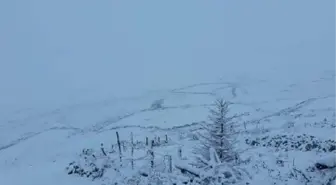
0 0 335 185
0 71 334 185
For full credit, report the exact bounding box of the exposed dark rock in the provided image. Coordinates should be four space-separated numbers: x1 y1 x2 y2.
245 134 336 153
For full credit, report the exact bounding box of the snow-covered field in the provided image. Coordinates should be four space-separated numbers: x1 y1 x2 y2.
0 70 334 185
0 1 334 185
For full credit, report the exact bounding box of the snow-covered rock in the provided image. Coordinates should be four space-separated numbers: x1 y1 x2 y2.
315 153 336 169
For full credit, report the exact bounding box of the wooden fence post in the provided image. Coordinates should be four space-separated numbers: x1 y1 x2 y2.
178 147 182 159
169 155 173 173
150 150 154 168
151 140 155 148
100 143 107 156
131 132 134 170
116 131 122 166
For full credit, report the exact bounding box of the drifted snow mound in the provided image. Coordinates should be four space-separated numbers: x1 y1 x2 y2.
315 153 336 170
245 134 336 152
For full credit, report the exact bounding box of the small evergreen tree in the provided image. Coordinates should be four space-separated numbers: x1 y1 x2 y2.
196 99 239 165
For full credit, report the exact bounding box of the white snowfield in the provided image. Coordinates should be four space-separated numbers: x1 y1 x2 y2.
0 0 334 185
0 71 334 185
316 153 336 168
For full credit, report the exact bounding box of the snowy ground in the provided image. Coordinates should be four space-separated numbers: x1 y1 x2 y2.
1 1 334 185
0 69 334 185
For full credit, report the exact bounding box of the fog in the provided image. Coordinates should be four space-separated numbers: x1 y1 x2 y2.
0 0 334 112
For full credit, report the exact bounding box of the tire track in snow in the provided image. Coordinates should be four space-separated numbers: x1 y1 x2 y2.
171 81 244 99
0 126 81 153
77 103 215 135
245 95 334 125
171 82 231 92
97 121 204 134
0 103 214 152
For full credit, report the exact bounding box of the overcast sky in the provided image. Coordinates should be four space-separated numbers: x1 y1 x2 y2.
0 0 334 111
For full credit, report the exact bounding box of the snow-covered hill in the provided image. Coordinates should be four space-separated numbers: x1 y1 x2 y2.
0 0 334 185
0 71 334 185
